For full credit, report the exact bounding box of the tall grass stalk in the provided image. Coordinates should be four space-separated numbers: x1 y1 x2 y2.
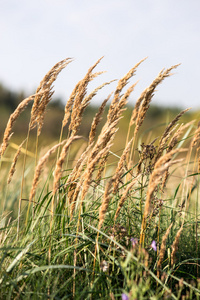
1 57 200 299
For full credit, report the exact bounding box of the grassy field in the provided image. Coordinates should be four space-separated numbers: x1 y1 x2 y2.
0 57 200 299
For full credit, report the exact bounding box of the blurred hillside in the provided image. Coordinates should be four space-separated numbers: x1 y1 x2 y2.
0 82 198 152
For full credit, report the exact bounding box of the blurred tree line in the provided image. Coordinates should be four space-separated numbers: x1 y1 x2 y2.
0 82 64 112
0 83 24 111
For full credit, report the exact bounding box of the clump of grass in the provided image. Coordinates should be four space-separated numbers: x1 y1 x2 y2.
0 57 200 299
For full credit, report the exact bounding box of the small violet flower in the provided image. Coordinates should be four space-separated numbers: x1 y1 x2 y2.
130 237 138 248
151 240 157 251
122 293 129 300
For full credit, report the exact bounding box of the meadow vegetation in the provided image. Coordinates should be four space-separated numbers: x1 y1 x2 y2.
0 57 200 299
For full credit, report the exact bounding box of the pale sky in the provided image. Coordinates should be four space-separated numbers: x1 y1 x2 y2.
0 0 200 109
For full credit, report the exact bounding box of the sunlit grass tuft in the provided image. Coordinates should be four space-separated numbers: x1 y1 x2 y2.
0 57 200 299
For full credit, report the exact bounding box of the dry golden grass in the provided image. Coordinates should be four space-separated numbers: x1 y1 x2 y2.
2 55 200 300
140 148 186 245
7 139 26 184
53 136 82 196
30 58 72 135
112 138 133 193
171 225 184 267
29 140 67 202
154 108 191 164
1 57 197 273
0 92 43 158
89 96 110 144
98 178 113 230
157 223 173 278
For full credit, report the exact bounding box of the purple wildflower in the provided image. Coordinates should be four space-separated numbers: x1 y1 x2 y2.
130 237 138 247
122 293 129 300
151 240 157 251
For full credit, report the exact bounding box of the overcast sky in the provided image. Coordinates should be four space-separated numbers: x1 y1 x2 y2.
0 0 200 109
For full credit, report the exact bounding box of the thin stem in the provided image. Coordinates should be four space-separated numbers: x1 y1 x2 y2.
18 127 31 237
